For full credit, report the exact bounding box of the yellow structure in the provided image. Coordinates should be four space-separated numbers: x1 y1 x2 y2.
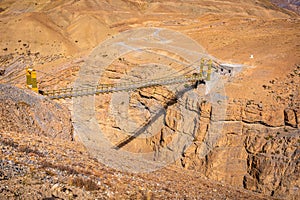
200 58 204 77
207 59 212 81
26 67 38 92
26 67 32 86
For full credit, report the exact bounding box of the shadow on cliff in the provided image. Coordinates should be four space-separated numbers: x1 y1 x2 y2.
114 80 204 150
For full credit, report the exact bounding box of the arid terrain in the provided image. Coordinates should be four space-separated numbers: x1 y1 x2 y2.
0 0 299 199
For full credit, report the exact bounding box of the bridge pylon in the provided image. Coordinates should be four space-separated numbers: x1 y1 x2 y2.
207 59 212 81
26 67 38 93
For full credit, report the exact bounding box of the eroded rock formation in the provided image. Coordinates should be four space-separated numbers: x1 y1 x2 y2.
178 66 300 199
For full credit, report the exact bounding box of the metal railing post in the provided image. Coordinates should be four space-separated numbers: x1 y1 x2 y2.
207 59 212 81
26 67 32 89
200 58 204 78
31 69 38 93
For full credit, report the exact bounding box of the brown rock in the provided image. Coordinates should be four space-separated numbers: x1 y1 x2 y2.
199 101 212 119
296 109 300 128
204 145 248 185
242 102 262 123
160 127 175 147
165 107 182 132
194 117 210 142
0 68 5 76
226 99 243 121
261 105 285 127
222 121 243 135
284 108 297 128
244 131 300 198
243 174 258 191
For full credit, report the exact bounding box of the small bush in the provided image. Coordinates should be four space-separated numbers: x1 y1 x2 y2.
40 161 78 175
70 177 99 191
0 138 18 148
18 145 45 157
264 135 273 140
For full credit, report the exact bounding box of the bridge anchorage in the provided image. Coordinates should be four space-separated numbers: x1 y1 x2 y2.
26 58 241 100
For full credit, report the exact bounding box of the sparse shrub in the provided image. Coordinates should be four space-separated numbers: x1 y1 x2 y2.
40 161 78 175
39 161 55 170
70 177 99 191
44 169 56 176
18 145 45 157
58 165 78 174
0 138 18 148
276 96 282 101
264 135 273 140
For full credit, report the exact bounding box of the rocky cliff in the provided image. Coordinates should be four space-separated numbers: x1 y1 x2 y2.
93 62 299 198
178 65 300 199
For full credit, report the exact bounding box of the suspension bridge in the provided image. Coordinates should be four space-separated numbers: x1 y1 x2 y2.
0 54 238 100
40 73 204 99
27 58 234 100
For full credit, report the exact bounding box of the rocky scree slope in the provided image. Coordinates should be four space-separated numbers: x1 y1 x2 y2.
0 84 72 140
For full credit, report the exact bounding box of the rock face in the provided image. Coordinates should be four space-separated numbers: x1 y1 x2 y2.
178 65 300 199
94 64 299 198
244 130 300 198
88 54 299 198
179 97 299 199
95 69 299 198
0 84 73 140
284 108 298 128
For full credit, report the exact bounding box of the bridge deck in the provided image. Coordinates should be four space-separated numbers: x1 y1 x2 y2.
38 58 235 100
41 73 204 99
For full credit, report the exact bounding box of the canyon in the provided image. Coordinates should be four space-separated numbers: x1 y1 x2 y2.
0 0 299 199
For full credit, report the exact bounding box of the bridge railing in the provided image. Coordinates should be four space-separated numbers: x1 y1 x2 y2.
41 73 204 99
29 57 231 99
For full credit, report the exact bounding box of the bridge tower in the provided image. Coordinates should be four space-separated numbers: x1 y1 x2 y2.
26 67 38 93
